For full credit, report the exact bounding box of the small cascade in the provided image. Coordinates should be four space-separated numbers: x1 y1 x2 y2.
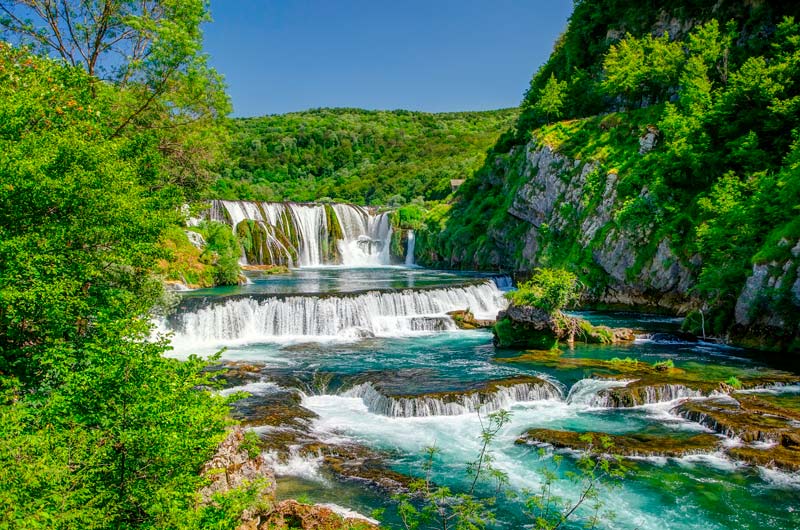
491 275 513 290
567 378 705 408
167 281 507 346
343 379 563 418
208 200 393 267
405 230 416 266
566 378 635 406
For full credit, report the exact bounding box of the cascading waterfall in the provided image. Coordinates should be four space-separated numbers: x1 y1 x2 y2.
167 281 507 347
492 275 513 290
405 230 416 266
566 378 706 408
342 380 563 417
209 200 393 267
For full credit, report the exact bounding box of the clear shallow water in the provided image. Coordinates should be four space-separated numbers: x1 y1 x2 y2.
184 267 507 297
164 268 800 529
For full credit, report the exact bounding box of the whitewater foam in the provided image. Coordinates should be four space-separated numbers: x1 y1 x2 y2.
166 281 507 350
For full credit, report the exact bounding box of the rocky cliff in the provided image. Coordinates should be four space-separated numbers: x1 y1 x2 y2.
417 126 799 350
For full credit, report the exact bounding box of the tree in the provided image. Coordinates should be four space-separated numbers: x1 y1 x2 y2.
507 269 582 313
602 32 682 107
534 74 567 123
0 0 231 194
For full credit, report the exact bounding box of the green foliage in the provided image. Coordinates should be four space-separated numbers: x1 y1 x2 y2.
241 430 263 460
523 435 628 529
158 226 216 288
216 108 518 205
393 411 510 530
610 357 639 366
653 359 675 371
725 376 743 389
392 204 426 230
0 0 232 194
0 41 237 529
200 221 242 286
602 32 683 107
422 6 800 345
507 269 582 313
534 74 568 122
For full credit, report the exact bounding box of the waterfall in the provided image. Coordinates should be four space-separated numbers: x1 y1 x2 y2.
405 230 416 266
566 378 635 406
492 275 513 290
343 380 563 418
167 281 507 347
208 200 393 267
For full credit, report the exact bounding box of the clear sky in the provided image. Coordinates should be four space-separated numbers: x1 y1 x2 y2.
204 1 572 117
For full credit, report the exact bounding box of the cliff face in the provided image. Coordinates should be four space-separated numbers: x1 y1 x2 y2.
733 243 800 348
417 128 799 350
421 136 696 309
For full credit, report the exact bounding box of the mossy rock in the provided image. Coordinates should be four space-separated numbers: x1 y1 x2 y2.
672 397 800 444
517 428 721 459
493 304 634 350
493 315 559 350
448 309 495 329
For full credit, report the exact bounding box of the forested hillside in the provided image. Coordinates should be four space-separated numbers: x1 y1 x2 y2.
215 108 518 204
416 0 800 350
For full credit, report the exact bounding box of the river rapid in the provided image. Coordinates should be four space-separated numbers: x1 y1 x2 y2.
162 267 800 530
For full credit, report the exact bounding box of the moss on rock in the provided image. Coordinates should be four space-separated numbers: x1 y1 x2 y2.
517 429 721 458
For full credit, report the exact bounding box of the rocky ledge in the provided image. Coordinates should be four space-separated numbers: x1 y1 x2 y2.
343 375 563 417
215 362 416 498
516 429 721 458
493 304 634 349
672 393 800 471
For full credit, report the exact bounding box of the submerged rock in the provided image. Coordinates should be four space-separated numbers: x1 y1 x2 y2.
517 428 720 458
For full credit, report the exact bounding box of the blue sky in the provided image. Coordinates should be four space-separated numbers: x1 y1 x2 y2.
204 1 572 117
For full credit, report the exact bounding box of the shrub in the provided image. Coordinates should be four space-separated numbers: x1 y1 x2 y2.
653 359 675 371
507 268 582 313
725 376 743 389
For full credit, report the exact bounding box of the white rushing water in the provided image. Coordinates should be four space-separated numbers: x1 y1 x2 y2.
343 380 563 417
565 378 635 406
405 230 416 266
209 200 393 267
166 281 507 350
300 394 685 530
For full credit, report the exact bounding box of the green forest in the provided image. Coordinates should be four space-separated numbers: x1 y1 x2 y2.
215 107 517 204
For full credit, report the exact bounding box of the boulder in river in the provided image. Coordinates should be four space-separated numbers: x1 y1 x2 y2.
492 304 634 349
447 309 495 329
